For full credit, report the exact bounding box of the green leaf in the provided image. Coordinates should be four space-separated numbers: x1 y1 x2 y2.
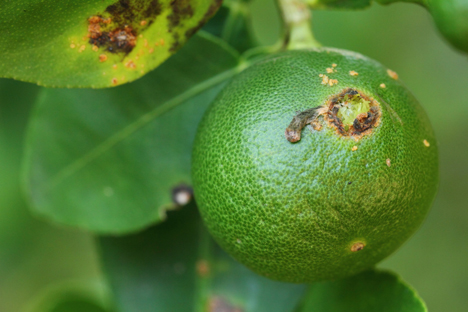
307 0 425 10
23 280 113 312
307 0 372 9
203 0 258 53
0 0 222 88
98 203 307 312
22 32 241 234
298 269 427 312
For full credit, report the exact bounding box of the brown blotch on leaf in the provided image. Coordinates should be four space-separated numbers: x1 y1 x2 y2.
208 297 243 312
86 0 162 56
351 242 365 252
184 0 222 39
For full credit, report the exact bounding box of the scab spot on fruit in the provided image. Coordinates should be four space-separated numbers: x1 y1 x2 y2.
70 43 76 49
349 70 358 76
285 106 327 142
380 83 386 88
196 259 210 277
208 297 243 312
386 158 391 167
325 88 381 138
236 238 242 244
328 79 338 86
387 69 398 80
351 242 365 252
321 74 329 85
171 184 193 206
352 146 358 151
423 139 430 147
112 78 118 85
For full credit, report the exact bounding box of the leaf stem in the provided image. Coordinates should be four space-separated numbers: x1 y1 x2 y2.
277 0 321 50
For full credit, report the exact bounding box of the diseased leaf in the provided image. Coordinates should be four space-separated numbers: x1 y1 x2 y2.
297 269 427 312
22 32 241 234
0 0 222 88
98 203 307 312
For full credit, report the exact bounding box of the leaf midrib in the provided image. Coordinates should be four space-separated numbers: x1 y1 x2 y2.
45 65 242 191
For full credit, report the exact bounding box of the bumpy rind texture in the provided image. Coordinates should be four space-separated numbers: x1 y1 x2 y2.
192 48 438 283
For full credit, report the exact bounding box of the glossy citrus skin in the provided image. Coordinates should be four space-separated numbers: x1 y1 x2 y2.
427 0 468 53
192 49 438 283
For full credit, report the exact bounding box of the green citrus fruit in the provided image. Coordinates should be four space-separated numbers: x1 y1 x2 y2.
192 48 438 283
427 0 468 53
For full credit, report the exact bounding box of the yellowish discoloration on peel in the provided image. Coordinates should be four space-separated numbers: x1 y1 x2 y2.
387 69 398 80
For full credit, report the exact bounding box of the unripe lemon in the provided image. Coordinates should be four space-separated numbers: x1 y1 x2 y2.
192 49 438 283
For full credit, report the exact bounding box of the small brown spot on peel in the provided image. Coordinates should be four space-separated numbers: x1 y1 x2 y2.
332 63 337 68
112 78 118 85
112 64 118 69
351 242 365 252
140 20 147 26
328 79 338 86
423 139 430 147
386 158 391 167
352 146 358 151
70 44 76 49
349 70 358 76
326 67 334 74
196 260 210 277
387 69 398 80
380 83 386 88
125 60 136 69
99 54 108 62
321 75 329 85
92 45 99 52
149 47 154 53
78 45 86 52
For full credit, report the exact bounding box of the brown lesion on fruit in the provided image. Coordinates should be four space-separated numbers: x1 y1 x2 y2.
325 88 381 137
285 88 381 142
208 297 243 312
351 242 365 252
86 0 162 56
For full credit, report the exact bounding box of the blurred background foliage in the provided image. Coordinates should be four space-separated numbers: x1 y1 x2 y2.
0 1 467 311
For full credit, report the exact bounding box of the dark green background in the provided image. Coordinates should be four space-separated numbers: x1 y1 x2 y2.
0 1 467 311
